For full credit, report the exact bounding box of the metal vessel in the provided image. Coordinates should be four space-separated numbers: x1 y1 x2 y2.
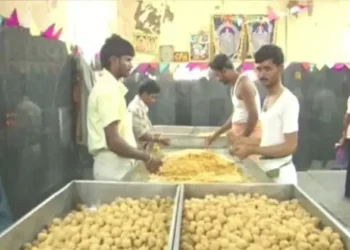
0 181 181 250
173 183 350 250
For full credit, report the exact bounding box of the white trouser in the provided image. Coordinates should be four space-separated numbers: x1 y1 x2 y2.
93 151 135 182
271 163 298 184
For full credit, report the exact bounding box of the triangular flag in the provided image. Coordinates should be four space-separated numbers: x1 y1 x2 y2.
333 63 345 71
42 24 56 38
5 9 20 27
345 63 350 69
301 62 309 70
52 28 63 40
149 63 158 70
242 62 254 72
284 62 290 69
159 63 169 73
138 63 150 74
267 6 278 21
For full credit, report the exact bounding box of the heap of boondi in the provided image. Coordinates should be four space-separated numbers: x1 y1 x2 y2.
22 196 173 250
151 150 250 183
181 193 344 250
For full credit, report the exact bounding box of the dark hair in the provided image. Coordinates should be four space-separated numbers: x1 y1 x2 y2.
209 54 234 71
254 44 284 66
100 34 135 69
138 79 160 95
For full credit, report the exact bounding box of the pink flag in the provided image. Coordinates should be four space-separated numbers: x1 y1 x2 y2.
267 6 278 21
52 28 62 40
242 62 254 72
5 9 19 27
42 24 56 38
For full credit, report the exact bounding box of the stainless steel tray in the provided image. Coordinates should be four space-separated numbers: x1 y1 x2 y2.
0 181 181 250
173 184 350 250
158 148 271 183
153 126 228 149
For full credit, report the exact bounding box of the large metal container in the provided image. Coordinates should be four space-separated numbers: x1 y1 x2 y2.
173 184 350 250
153 125 228 149
157 148 271 183
0 181 181 250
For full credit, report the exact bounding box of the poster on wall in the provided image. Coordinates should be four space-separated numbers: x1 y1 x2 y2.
190 30 210 61
245 16 277 60
159 45 174 63
211 15 245 60
133 32 159 55
133 0 175 36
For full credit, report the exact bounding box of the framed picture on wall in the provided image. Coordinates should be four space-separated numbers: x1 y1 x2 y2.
159 45 174 63
211 15 245 60
189 30 210 61
244 15 277 60
133 31 159 55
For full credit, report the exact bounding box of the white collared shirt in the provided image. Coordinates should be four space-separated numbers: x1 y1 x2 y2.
87 69 137 181
128 95 153 148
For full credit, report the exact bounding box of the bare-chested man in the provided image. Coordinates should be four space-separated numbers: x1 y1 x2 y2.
207 54 261 146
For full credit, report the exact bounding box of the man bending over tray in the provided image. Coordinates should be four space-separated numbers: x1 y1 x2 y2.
206 54 261 147
231 45 299 184
128 79 170 150
87 35 162 181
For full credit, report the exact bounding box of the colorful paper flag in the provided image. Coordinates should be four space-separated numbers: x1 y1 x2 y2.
5 9 19 27
333 63 345 71
242 62 254 72
159 63 169 73
52 28 63 40
186 62 207 71
138 63 150 74
301 62 309 70
169 63 180 73
42 24 56 38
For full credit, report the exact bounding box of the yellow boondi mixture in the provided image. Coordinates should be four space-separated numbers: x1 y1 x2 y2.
151 150 251 183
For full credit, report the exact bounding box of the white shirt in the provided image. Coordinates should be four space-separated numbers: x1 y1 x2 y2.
87 69 137 181
231 71 261 124
259 88 299 172
346 96 350 139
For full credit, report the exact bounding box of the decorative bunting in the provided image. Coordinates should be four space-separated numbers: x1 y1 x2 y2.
333 63 345 71
242 62 254 72
5 9 20 27
159 63 169 73
129 62 350 80
52 28 63 40
233 61 242 69
42 24 56 38
186 62 207 71
301 62 309 71
138 63 151 74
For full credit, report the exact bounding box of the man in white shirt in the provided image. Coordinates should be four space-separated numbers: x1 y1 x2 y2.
206 54 261 146
128 79 170 149
87 35 162 181
231 45 299 184
337 95 350 197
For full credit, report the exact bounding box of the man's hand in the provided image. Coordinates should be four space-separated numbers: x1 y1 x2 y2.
145 156 163 173
205 133 219 147
157 137 170 146
229 144 253 159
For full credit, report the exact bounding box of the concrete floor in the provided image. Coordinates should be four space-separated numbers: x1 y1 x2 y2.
298 170 350 231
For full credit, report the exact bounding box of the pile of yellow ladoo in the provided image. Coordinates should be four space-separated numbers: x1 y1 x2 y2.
150 149 251 183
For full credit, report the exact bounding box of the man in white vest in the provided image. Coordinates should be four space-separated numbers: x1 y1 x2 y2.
231 45 299 184
207 54 261 147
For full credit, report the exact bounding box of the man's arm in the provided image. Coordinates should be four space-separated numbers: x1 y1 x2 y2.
342 97 350 137
98 91 149 162
214 115 232 137
252 95 299 158
238 78 259 136
105 121 149 161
